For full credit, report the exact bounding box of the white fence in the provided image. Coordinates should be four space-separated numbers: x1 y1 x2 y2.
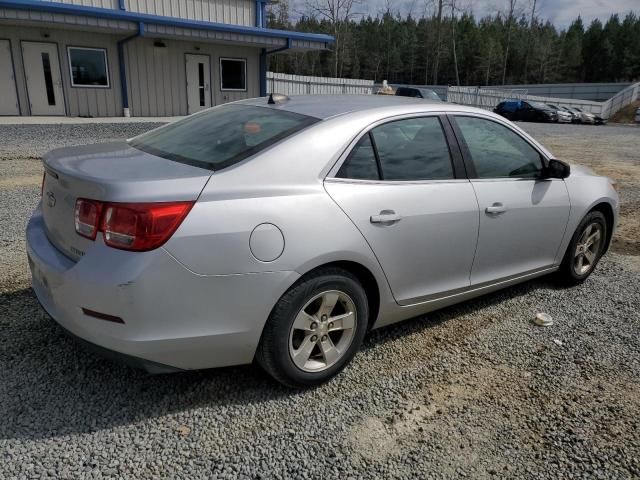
266 72 375 95
267 72 638 119
600 82 640 118
447 83 640 119
446 86 529 110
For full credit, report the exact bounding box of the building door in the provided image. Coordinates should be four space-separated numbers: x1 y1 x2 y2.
0 40 20 115
186 54 211 114
21 42 65 115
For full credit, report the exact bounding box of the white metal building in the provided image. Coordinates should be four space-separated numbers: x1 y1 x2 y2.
0 0 332 117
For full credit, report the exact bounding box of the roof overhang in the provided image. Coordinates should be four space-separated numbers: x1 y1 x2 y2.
0 0 333 50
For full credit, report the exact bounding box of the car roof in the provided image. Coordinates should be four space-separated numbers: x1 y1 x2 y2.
238 95 445 120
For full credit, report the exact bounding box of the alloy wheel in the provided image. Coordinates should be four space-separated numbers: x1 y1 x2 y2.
288 290 357 373
573 222 603 275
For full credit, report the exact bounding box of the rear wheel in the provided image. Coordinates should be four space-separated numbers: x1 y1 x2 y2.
256 268 368 388
558 211 607 284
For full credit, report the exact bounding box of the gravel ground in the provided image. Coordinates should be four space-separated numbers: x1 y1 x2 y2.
0 122 639 479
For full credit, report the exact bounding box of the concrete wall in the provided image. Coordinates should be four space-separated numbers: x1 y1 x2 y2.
383 83 632 102
36 0 257 27
1 25 261 117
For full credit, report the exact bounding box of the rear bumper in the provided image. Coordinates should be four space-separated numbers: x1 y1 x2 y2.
26 205 299 371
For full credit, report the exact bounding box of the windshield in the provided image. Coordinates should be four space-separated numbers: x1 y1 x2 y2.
129 105 319 171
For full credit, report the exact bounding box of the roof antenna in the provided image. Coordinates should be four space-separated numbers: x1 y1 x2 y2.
268 93 276 105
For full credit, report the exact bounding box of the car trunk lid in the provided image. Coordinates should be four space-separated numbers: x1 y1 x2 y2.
42 141 211 261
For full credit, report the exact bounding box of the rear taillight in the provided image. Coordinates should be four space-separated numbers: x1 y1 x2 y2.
75 199 103 240
102 202 193 251
74 199 193 251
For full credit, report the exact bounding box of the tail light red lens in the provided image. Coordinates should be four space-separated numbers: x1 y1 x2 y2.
74 199 193 251
102 202 194 251
75 199 103 240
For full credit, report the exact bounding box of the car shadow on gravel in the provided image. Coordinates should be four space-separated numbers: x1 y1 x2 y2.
0 276 560 442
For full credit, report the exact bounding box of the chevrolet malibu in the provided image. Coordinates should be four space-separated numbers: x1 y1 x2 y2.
27 95 618 387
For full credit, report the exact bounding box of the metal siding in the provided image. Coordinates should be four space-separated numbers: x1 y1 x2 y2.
123 0 255 26
39 0 118 9
124 37 259 116
1 25 121 116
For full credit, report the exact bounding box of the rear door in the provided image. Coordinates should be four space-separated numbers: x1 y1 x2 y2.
325 115 479 305
450 114 570 286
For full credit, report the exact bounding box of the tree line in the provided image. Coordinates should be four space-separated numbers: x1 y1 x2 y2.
266 1 640 86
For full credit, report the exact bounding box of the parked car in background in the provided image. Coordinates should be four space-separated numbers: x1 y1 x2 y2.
27 95 618 387
567 107 596 124
494 100 557 123
395 87 443 101
635 107 640 123
559 106 580 123
546 104 573 123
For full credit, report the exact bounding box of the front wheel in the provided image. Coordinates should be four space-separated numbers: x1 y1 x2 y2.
558 211 607 285
256 267 369 388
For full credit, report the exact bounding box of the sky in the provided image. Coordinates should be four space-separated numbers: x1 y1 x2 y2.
288 0 639 29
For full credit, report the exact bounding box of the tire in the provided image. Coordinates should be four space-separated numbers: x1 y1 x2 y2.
256 267 369 388
557 211 607 285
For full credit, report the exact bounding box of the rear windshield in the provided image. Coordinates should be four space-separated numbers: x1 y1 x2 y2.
128 105 319 171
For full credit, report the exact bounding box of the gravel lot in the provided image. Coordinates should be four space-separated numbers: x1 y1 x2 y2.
1 122 638 479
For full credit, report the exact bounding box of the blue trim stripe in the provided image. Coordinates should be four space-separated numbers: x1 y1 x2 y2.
0 0 334 44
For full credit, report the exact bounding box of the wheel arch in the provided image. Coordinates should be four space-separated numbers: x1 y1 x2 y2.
293 260 381 331
588 201 615 253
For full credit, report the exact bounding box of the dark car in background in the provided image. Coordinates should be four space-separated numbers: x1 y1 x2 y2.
494 100 557 123
395 87 443 101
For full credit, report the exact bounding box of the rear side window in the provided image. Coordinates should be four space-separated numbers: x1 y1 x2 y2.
128 105 318 171
336 134 379 180
373 117 454 181
337 117 454 181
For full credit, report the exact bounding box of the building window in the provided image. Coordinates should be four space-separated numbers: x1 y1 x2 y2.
220 58 246 91
67 47 109 88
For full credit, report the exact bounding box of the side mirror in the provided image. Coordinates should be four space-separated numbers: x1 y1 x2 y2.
543 159 571 179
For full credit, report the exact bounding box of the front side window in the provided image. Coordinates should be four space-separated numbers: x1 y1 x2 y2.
129 105 318 171
67 47 109 87
220 58 246 91
455 116 543 179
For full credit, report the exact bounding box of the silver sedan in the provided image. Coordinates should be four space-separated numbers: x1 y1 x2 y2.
27 95 619 387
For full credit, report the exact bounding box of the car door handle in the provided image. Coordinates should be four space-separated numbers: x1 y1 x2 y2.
370 210 402 224
485 203 506 215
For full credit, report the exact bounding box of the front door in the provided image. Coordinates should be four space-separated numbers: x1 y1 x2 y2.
325 115 479 305
186 54 211 114
21 42 65 115
0 40 19 115
451 115 571 286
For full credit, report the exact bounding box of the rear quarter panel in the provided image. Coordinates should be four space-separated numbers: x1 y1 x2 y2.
161 117 397 323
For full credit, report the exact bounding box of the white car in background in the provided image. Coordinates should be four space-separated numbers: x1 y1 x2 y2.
546 104 573 123
568 107 596 124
